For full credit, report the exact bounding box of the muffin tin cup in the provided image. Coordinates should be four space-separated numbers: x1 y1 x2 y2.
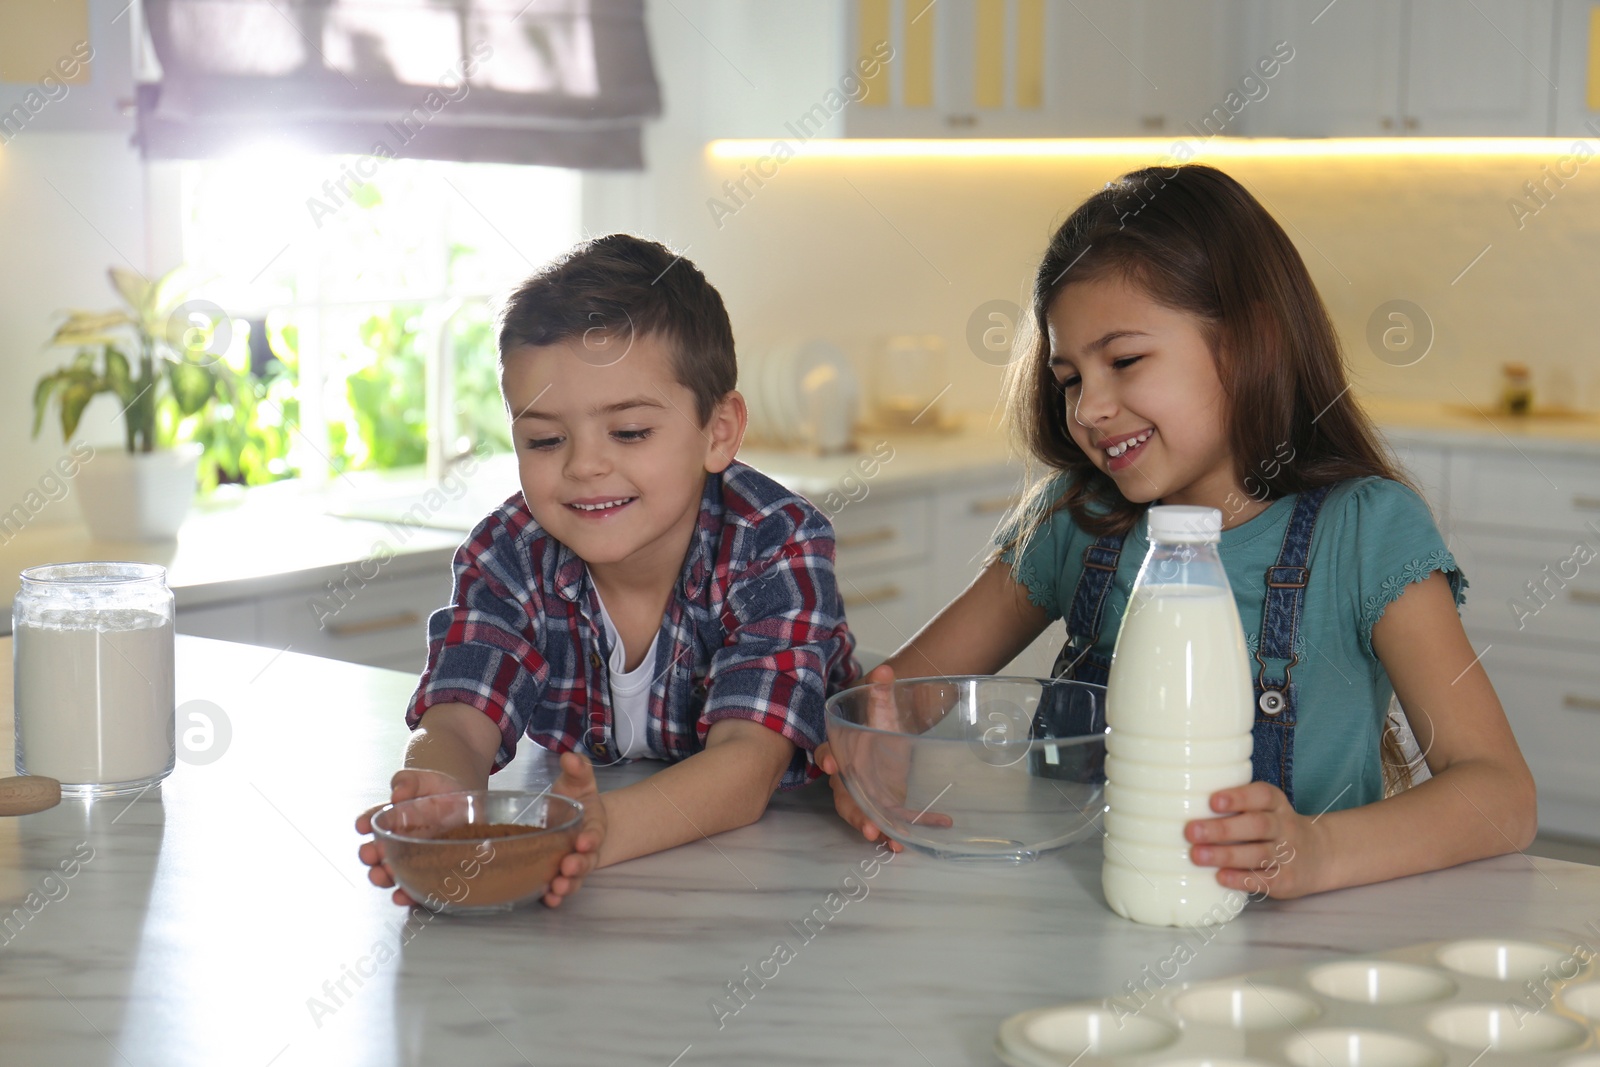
996 938 1600 1066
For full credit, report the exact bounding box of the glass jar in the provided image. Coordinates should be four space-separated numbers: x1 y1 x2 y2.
13 562 176 797
871 334 948 429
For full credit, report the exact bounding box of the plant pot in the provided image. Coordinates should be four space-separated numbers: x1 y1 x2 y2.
75 444 201 542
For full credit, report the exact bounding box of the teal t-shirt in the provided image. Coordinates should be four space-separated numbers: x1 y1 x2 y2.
997 476 1467 817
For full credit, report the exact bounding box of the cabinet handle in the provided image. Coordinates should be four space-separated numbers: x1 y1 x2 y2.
1402 116 1419 131
836 527 897 549
1563 694 1600 713
1570 589 1600 607
325 610 421 638
1380 116 1395 131
1139 115 1165 131
1573 495 1600 511
968 495 1021 516
842 584 903 608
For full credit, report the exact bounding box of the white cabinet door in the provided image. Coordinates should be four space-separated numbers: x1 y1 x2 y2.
175 600 259 645
831 490 935 662
930 475 1024 610
835 558 928 664
1447 447 1600 541
257 571 447 672
1237 0 1405 135
1044 0 1148 136
1403 0 1558 135
1126 0 1247 136
1384 439 1450 535
1552 0 1600 136
1471 643 1600 839
842 0 1247 137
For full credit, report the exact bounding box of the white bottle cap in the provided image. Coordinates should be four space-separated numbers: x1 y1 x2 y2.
1147 505 1223 543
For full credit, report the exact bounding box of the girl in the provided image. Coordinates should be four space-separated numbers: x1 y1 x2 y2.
818 164 1536 900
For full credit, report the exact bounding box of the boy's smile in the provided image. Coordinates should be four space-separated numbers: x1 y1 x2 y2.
502 331 745 587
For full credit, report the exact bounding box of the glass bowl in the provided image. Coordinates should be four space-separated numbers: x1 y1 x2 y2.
824 676 1107 863
370 790 583 913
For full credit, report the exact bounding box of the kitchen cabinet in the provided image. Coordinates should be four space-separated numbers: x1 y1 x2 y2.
174 565 448 674
825 460 1068 677
1237 0 1407 136
1431 443 1600 840
173 599 258 646
256 570 444 674
829 491 935 659
1552 0 1600 136
0 0 134 135
841 0 1247 138
1403 0 1558 135
1241 0 1557 136
1464 644 1600 839
1385 436 1450 535
838 0 1564 139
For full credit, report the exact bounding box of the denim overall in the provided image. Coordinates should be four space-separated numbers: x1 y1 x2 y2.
1049 486 1334 806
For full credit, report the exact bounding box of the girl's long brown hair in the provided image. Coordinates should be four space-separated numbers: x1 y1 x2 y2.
996 163 1419 790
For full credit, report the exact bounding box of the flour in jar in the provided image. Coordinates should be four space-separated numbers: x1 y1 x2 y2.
14 609 175 789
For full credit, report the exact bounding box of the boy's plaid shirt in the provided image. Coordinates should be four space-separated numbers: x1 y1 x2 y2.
407 461 860 789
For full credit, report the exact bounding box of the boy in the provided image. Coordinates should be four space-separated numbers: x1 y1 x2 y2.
356 235 860 906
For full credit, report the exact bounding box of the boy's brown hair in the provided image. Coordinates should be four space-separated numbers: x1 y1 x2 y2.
498 234 737 425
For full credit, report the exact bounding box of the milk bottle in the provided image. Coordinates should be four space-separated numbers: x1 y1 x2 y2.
1102 506 1254 926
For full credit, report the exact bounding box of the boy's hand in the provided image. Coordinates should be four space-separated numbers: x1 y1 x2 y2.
1185 781 1331 900
355 768 470 907
542 751 608 908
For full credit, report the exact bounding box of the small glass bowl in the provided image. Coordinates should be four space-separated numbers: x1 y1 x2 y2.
370 790 583 913
824 675 1107 863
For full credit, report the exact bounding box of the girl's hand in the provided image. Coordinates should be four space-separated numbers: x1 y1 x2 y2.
818 664 907 851
816 740 903 852
1185 781 1331 900
355 767 470 907
542 751 608 908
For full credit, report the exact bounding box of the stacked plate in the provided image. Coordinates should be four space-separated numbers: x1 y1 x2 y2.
743 339 860 450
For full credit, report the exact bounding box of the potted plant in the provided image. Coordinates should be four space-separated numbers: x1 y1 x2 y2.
32 266 230 541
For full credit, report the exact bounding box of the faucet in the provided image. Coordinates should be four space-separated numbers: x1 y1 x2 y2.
424 298 487 484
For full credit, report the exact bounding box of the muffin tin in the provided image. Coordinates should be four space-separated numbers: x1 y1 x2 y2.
997 938 1600 1066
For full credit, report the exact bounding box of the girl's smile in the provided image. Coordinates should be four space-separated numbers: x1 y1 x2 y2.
1098 426 1156 471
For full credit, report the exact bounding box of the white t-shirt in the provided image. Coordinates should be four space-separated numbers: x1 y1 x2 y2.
591 585 661 760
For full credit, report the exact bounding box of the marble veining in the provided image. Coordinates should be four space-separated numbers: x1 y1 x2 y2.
1 636 1597 1066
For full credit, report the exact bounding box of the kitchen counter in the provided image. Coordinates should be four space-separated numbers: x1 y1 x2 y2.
737 419 1017 498
2 636 1597 1065
0 426 1018 622
1365 396 1600 457
4 398 1582 628
0 485 464 629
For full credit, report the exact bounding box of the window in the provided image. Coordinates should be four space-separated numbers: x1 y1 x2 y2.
178 149 581 486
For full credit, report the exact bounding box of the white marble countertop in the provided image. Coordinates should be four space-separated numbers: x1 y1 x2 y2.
1365 396 1600 457
1 636 1597 1065
0 484 464 623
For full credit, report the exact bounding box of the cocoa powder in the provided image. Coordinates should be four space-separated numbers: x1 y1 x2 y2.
386 822 576 908
433 823 542 841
